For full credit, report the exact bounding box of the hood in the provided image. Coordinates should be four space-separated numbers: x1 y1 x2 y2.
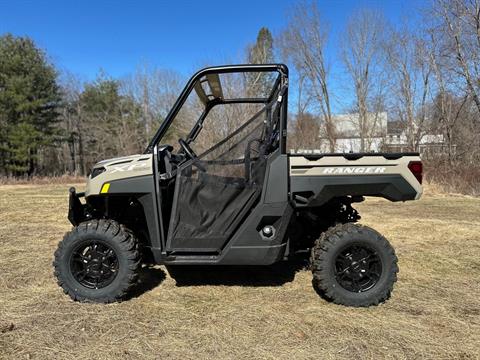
95 154 150 167
86 154 153 196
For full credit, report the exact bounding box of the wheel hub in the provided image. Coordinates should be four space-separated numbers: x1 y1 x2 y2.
70 241 119 289
334 244 382 293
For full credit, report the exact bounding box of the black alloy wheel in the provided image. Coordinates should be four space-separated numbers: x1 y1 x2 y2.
311 223 398 307
54 219 140 303
334 244 382 293
70 241 119 289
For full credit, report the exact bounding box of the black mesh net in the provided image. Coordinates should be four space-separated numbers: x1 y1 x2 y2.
167 101 279 252
198 105 269 183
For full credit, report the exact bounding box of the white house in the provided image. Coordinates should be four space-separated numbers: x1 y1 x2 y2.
292 112 450 155
318 112 388 153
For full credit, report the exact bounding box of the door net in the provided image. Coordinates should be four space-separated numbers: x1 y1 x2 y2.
167 101 279 252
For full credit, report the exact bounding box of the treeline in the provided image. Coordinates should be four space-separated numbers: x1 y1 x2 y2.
284 1 480 156
0 29 274 177
280 0 480 194
58 69 183 176
1 0 480 194
0 34 185 176
0 35 61 176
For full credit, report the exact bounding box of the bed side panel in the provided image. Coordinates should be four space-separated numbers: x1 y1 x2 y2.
289 155 422 207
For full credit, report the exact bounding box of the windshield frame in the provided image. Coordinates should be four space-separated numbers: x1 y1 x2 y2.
145 64 289 154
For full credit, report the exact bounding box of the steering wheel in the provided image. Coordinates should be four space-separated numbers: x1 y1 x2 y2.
178 138 206 172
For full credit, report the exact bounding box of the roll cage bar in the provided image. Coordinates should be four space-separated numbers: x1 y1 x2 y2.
145 64 289 154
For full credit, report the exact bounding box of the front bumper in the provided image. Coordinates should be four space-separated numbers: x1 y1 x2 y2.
68 187 87 226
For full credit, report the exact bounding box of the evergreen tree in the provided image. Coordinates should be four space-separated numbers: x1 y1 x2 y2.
78 75 143 167
246 27 275 97
0 34 61 176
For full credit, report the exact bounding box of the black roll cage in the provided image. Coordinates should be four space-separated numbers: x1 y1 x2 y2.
145 64 289 154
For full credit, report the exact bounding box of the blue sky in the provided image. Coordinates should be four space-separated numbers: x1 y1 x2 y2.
0 0 424 111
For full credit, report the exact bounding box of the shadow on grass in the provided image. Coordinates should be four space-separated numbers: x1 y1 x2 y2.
127 266 167 299
166 253 310 287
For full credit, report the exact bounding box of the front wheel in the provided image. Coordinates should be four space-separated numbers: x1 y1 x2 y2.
310 223 398 307
53 219 141 303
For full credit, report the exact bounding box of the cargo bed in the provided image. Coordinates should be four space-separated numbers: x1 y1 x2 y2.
288 152 423 207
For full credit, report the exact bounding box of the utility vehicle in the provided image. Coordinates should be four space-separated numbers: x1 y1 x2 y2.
54 64 423 307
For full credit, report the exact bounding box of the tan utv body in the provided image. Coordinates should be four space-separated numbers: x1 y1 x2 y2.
86 154 153 196
55 64 423 307
289 153 422 206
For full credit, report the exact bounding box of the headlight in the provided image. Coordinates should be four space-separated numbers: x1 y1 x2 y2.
90 167 106 179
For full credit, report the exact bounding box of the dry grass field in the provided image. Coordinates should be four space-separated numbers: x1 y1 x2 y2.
0 184 479 359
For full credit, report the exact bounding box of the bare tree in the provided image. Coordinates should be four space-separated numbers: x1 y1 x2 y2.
427 28 468 162
295 72 313 120
58 72 88 175
385 23 432 151
341 9 387 152
122 63 183 143
433 0 480 116
291 112 320 151
279 1 336 151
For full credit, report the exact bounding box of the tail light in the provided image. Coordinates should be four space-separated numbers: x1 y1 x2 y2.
408 161 423 184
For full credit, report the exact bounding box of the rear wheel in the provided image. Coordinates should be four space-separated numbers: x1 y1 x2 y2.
310 223 398 307
53 219 141 303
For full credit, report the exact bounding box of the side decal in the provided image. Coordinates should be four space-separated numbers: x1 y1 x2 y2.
321 167 386 174
110 162 149 173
